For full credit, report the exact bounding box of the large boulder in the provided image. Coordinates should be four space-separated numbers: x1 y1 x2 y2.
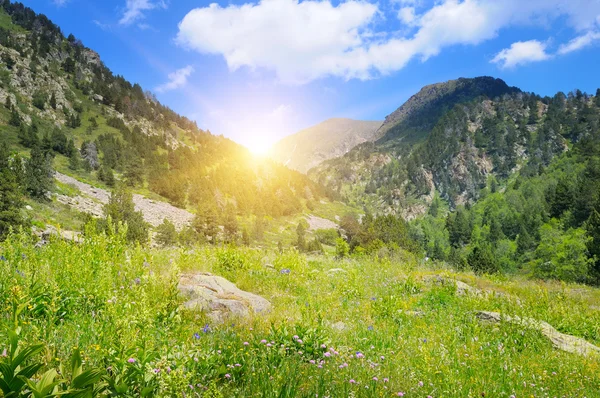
178 272 272 323
476 311 600 357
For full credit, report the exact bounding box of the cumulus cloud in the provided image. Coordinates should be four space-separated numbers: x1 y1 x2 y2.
176 0 600 83
491 40 550 69
155 66 194 93
558 31 600 54
120 0 167 25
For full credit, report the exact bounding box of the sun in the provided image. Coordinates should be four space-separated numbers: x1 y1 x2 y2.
246 136 273 156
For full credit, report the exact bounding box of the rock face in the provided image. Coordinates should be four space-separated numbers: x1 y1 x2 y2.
178 273 272 323
55 172 194 230
476 311 600 357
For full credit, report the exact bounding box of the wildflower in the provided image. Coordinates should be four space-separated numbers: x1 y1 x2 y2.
243 342 249 346
225 374 231 379
380 356 385 360
383 378 389 382
127 358 136 363
321 344 327 349
266 343 272 347
188 385 194 389
261 339 267 344
310 360 316 364
235 364 241 367
134 277 141 285
356 352 364 359
418 381 424 387
0 255 6 261
1 349 7 357
509 395 515 398
317 364 323 368
194 333 201 339
367 326 374 331
324 352 331 357
397 393 405 397
280 268 291 274
297 339 303 344
298 351 303 355
372 377 378 381
349 379 356 384
293 335 299 340
203 324 210 333
217 350 222 354
153 368 160 373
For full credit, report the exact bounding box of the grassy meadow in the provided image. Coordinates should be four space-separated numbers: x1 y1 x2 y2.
1 230 599 397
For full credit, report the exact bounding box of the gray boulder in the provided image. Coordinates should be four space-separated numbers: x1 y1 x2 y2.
178 272 271 323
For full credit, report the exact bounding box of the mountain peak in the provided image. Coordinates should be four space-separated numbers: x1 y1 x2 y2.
377 76 520 142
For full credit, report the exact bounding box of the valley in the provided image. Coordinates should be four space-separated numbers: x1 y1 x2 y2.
1 0 600 396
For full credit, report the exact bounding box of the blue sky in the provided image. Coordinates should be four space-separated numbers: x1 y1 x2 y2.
20 0 600 152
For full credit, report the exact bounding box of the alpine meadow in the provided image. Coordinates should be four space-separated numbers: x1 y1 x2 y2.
1 0 600 397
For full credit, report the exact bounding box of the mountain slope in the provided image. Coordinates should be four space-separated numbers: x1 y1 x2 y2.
377 76 520 143
270 118 382 173
310 77 596 219
0 1 330 223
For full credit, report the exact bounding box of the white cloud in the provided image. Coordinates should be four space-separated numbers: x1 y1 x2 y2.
155 66 195 93
120 0 168 25
558 31 600 54
177 0 600 83
491 40 550 68
93 20 111 31
53 0 69 6
398 7 417 25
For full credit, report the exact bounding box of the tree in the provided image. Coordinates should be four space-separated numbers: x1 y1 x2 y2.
296 221 307 251
193 204 219 244
0 143 26 240
9 107 20 127
32 91 46 110
68 148 80 170
103 184 148 244
242 227 250 246
467 244 498 274
223 204 238 244
533 220 592 283
156 218 178 246
124 156 144 187
49 92 57 110
25 146 53 199
335 237 350 259
585 208 600 279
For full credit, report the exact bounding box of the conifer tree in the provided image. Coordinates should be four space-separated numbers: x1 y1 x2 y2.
25 145 53 199
0 143 26 240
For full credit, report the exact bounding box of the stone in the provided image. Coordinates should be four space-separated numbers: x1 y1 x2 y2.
422 275 482 296
475 311 600 357
178 272 272 323
327 268 347 274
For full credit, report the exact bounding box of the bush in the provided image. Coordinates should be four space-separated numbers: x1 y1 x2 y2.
156 218 178 246
315 228 338 246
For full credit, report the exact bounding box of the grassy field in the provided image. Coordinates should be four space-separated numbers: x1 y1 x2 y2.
1 231 599 397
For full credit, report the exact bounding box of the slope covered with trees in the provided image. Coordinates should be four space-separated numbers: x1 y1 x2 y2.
0 0 329 232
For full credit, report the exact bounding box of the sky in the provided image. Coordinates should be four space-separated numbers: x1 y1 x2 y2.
19 0 600 153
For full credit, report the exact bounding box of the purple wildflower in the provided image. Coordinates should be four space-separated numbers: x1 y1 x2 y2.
127 358 136 363
194 333 201 339
356 352 364 359
243 342 249 346
349 379 356 384
225 374 231 379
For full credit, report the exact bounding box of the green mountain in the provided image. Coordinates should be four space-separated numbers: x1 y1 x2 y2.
0 1 329 226
270 118 382 173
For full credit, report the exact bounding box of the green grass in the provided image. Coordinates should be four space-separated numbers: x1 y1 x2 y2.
1 232 599 396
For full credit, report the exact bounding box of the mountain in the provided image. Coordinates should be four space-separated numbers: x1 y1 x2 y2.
310 77 598 220
270 118 382 173
0 1 329 224
376 76 520 143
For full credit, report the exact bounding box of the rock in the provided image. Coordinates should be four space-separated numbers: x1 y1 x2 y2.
330 321 347 331
423 275 482 296
178 272 272 323
327 268 347 274
475 311 600 357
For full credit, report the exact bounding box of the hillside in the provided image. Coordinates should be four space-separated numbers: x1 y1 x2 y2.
270 118 382 173
0 1 331 231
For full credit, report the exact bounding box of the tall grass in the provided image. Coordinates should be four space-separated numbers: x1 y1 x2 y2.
1 230 599 396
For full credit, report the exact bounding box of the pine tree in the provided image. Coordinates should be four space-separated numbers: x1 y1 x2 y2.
223 204 238 244
595 88 600 108
68 147 80 170
4 95 11 109
103 184 148 244
585 209 600 278
49 92 57 110
9 107 20 127
0 143 26 240
296 221 307 251
25 146 53 199
156 218 178 246
193 204 219 244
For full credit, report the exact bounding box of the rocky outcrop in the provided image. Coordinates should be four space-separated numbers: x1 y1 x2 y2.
476 311 600 357
55 172 194 230
178 273 272 323
422 275 483 296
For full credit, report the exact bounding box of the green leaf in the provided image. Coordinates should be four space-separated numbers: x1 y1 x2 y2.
70 348 82 380
72 369 103 389
12 344 44 369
